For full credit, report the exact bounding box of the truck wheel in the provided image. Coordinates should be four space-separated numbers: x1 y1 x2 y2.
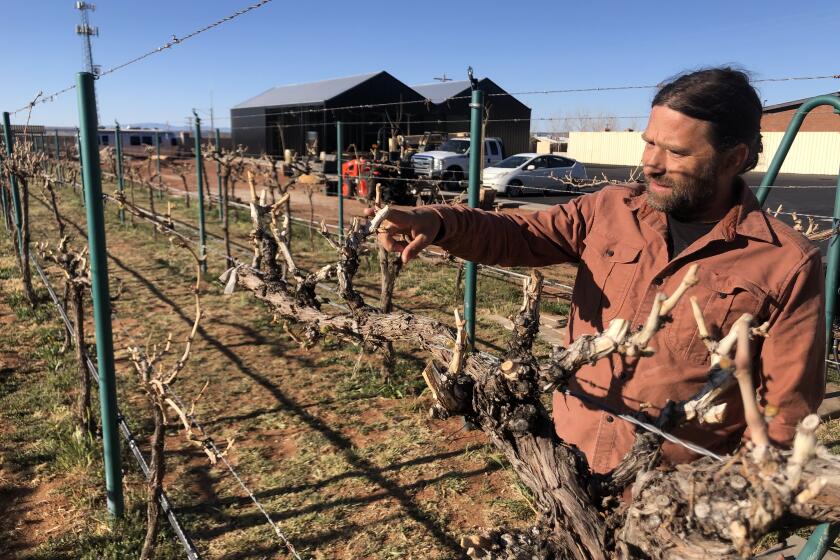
507 180 524 197
443 168 464 190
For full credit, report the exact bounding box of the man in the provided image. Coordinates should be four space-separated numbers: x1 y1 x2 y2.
371 67 826 473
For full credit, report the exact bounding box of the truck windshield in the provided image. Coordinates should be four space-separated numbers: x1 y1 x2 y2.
438 139 470 154
494 155 529 169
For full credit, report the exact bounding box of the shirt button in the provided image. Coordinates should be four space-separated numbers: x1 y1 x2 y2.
606 415 614 423
605 249 614 257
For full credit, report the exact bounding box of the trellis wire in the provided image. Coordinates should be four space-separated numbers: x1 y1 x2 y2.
229 73 840 121
14 69 839 118
85 171 578 293
166 392 302 560
30 190 301 559
11 0 274 114
92 181 726 467
46 163 840 485
112 311 302 560
31 257 201 560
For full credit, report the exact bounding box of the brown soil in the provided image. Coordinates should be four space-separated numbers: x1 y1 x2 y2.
0 293 79 557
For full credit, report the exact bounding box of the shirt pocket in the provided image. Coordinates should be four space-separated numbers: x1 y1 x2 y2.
666 270 766 366
580 231 642 323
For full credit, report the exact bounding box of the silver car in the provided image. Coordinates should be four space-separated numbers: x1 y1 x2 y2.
482 153 588 196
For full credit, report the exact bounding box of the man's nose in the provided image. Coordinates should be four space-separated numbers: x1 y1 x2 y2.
642 145 665 176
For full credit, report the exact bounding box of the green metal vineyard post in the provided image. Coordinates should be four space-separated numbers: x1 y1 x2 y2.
0 173 7 232
0 154 7 232
76 71 124 517
193 111 207 272
54 129 63 186
114 121 125 223
3 112 23 254
337 121 344 242
76 129 85 205
463 89 484 345
751 94 840 560
0 119 9 232
154 131 163 200
215 128 223 220
754 95 840 358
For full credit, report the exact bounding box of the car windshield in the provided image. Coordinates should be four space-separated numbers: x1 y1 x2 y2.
438 139 470 154
494 155 530 169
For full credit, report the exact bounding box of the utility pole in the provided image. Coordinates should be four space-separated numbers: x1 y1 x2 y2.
210 90 215 133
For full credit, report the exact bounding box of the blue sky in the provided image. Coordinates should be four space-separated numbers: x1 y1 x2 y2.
3 0 839 130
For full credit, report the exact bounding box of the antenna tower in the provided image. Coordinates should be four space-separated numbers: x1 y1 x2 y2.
75 2 100 75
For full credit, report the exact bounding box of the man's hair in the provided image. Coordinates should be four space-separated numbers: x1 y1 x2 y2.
652 67 763 172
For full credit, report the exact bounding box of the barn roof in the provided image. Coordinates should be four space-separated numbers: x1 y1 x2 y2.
411 80 472 103
231 72 381 110
763 91 840 113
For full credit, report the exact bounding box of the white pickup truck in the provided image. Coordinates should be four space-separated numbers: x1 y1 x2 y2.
411 137 504 185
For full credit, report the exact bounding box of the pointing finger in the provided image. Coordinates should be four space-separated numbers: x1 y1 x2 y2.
402 233 429 263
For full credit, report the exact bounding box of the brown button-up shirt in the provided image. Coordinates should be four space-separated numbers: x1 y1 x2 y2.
419 181 825 473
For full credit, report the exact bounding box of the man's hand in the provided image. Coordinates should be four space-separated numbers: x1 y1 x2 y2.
363 206 442 263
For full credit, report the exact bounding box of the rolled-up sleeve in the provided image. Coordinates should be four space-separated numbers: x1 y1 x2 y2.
758 249 826 446
412 191 598 267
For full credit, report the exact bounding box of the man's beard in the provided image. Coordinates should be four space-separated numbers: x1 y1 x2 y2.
645 159 720 219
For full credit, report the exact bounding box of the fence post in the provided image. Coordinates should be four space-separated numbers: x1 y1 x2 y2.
0 120 9 232
154 130 164 200
114 121 125 223
76 71 124 517
463 88 484 345
2 112 23 253
337 121 344 242
54 129 63 186
193 111 207 272
76 129 85 205
215 128 223 220
0 154 7 232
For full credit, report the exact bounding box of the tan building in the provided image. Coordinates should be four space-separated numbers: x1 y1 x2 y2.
761 92 840 132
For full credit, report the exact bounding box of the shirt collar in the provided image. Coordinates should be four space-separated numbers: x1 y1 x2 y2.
624 178 775 244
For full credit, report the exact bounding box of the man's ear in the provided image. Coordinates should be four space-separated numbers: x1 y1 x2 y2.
726 144 750 174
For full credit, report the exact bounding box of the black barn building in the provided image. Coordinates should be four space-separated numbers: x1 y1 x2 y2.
231 72 531 156
410 78 531 155
231 71 424 156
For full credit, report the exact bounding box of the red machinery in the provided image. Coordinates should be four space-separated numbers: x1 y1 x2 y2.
339 156 417 205
341 158 372 198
